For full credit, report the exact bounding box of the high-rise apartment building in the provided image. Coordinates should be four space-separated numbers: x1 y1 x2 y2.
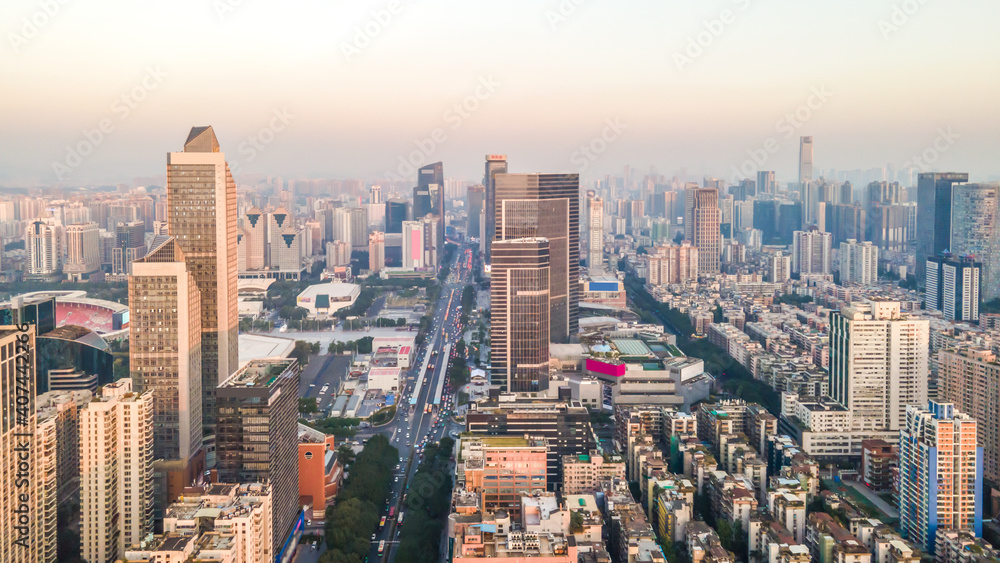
129 237 204 467
64 221 101 280
490 238 551 392
349 207 368 251
370 184 382 205
926 256 980 322
494 173 579 342
26 218 62 276
112 220 146 276
791 228 832 275
79 379 154 563
467 184 485 242
588 193 605 272
267 207 291 266
938 348 1000 484
769 252 791 283
916 172 969 283
685 188 721 274
898 402 982 554
798 136 813 186
949 183 1000 300
369 230 385 273
839 239 878 285
325 240 350 269
0 326 53 562
483 154 508 262
645 242 699 286
272 227 302 271
829 301 928 432
402 221 425 270
216 359 300 560
243 207 267 270
35 407 57 563
166 126 239 438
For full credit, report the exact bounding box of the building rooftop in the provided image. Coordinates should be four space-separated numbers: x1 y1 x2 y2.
219 358 296 389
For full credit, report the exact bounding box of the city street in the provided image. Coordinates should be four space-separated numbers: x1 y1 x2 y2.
292 245 474 563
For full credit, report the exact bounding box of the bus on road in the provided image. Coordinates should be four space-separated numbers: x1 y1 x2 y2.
379 516 386 529
378 540 386 554
397 512 404 526
388 507 395 518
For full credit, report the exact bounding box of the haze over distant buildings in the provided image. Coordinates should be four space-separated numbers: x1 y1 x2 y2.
1 0 999 185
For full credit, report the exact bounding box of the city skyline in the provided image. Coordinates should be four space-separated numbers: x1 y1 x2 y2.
1 1 999 185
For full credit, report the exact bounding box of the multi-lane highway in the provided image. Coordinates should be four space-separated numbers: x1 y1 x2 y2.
366 246 475 563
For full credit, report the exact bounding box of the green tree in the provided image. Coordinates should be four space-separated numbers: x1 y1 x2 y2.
336 443 356 465
291 340 313 366
299 397 318 414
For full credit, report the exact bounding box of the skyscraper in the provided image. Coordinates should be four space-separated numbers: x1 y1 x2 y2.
483 154 508 262
369 230 385 273
467 184 485 242
412 185 432 219
916 172 969 283
645 242 699 286
402 221 424 270
839 239 878 285
216 359 300 560
938 348 1000 484
421 214 439 269
588 193 604 271
129 237 204 466
898 402 982 554
79 379 154 563
798 136 813 186
419 161 445 256
829 301 928 432
0 325 52 563
64 221 101 280
490 238 551 391
926 255 980 322
686 188 721 274
791 228 832 275
385 198 408 234
166 126 239 440
370 184 382 205
243 207 267 270
494 172 579 342
267 207 291 266
349 207 368 251
26 218 62 276
949 183 1000 300
112 220 145 276
769 252 791 283
757 170 777 195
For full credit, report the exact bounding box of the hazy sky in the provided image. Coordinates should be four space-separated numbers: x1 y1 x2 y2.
2 0 998 187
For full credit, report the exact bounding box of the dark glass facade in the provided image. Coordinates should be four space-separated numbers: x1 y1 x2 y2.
216 359 300 559
916 172 969 283
37 326 114 393
493 173 580 343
